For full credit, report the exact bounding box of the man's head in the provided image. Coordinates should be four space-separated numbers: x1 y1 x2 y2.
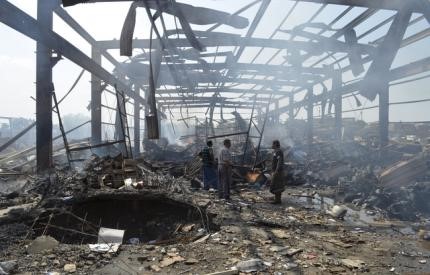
207 140 213 147
272 140 280 149
224 139 231 148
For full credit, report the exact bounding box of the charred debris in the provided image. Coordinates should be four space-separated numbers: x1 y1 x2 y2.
1 0 430 274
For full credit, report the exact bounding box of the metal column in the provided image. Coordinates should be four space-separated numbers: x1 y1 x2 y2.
288 94 295 139
306 88 314 149
91 47 102 146
36 0 56 172
333 73 343 142
143 89 148 142
133 86 141 157
379 83 389 148
289 94 294 121
257 108 262 127
274 100 280 124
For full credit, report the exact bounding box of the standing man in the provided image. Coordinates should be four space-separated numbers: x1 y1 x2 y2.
270 140 285 204
200 140 218 190
218 139 232 200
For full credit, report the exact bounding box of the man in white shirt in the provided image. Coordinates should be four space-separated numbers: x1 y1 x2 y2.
218 139 232 200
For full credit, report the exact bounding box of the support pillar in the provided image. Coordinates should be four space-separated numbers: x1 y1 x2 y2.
143 89 148 142
257 108 262 128
288 94 294 139
306 88 314 150
115 93 127 156
288 94 294 121
91 47 102 146
146 49 161 139
379 83 389 148
133 86 141 157
36 0 56 172
274 100 280 124
333 73 343 142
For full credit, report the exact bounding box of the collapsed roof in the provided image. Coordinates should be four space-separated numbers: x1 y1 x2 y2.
26 0 429 117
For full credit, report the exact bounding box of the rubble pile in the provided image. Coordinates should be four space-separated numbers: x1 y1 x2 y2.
272 137 430 221
1 117 430 274
288 141 375 186
82 154 140 189
339 179 430 221
1 153 430 274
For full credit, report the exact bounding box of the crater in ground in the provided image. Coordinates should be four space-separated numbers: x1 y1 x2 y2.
33 194 211 245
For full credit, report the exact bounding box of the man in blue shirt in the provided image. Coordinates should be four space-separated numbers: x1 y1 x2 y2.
200 140 218 190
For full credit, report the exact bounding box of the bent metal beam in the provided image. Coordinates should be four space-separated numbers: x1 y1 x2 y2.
60 0 427 14
0 0 147 107
97 37 375 56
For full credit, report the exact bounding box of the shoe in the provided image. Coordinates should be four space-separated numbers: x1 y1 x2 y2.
270 200 282 205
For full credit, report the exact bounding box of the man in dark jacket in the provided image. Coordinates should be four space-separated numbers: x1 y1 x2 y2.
270 140 284 204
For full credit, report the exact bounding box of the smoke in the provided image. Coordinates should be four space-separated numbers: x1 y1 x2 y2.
257 121 294 149
160 120 177 144
160 119 197 145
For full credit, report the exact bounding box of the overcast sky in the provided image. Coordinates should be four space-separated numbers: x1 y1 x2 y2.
0 0 429 125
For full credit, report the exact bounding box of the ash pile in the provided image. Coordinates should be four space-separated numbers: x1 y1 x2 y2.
282 119 430 222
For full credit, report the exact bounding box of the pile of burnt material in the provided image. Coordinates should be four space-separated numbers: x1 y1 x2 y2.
83 154 140 189
336 151 430 221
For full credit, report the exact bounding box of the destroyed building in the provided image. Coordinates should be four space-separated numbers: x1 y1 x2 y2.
1 0 430 274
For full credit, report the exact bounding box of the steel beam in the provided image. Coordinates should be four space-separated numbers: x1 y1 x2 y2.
54 6 154 100
156 96 270 103
288 94 294 120
268 8 425 113
0 122 36 153
76 0 427 24
36 0 56 172
333 73 342 142
55 6 158 121
91 47 102 146
288 93 295 139
273 100 280 124
360 7 412 100
231 0 271 64
133 86 140 157
306 88 314 149
290 0 422 13
97 37 375 55
60 0 404 9
379 83 389 148
122 62 330 78
156 88 287 96
416 0 430 24
132 74 315 87
54 7 121 68
273 56 430 116
159 101 264 107
158 102 259 108
0 0 147 106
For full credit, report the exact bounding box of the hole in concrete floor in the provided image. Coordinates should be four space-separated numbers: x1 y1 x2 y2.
32 195 211 245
